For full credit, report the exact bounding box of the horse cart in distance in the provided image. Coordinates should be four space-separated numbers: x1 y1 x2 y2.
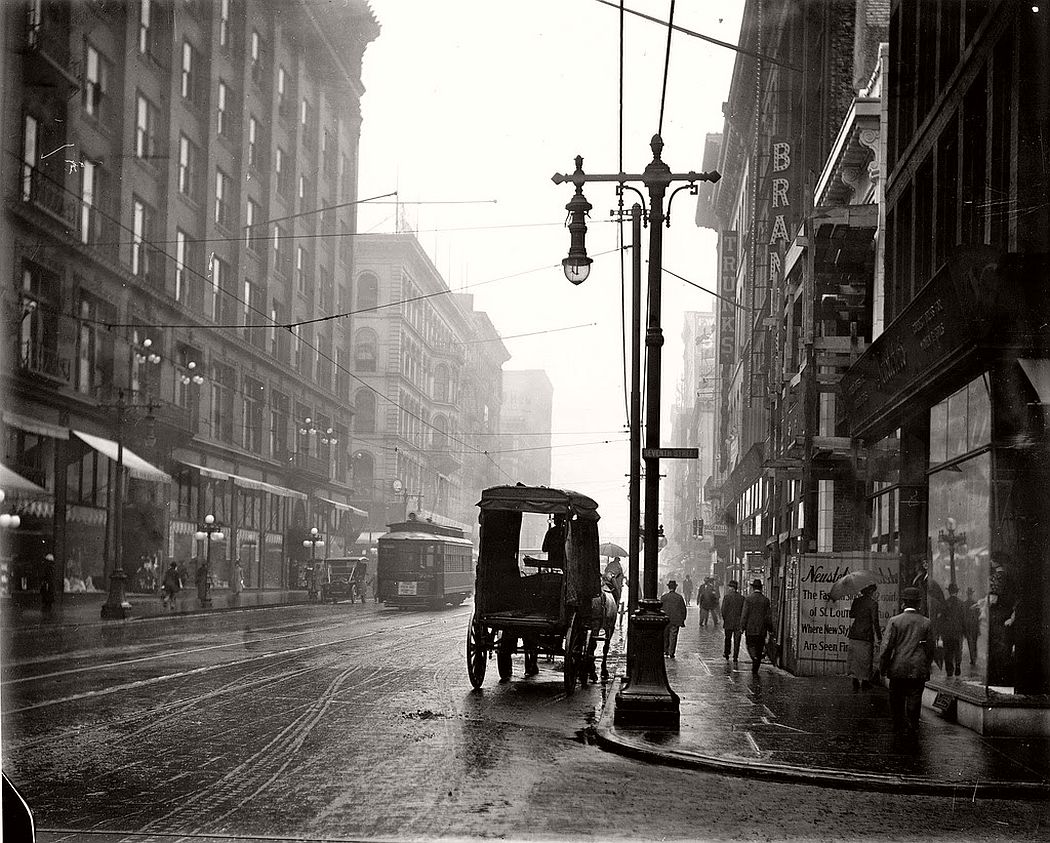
466 485 608 693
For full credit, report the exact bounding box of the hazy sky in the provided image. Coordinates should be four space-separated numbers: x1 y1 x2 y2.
356 1 745 544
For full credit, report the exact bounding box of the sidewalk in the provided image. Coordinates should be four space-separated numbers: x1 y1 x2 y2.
594 606 1050 798
0 588 320 630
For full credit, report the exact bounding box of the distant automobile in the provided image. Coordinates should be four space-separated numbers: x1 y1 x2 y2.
320 557 369 603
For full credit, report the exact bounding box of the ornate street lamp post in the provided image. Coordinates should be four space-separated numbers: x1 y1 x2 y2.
303 526 325 601
194 514 224 608
554 135 720 729
938 517 967 589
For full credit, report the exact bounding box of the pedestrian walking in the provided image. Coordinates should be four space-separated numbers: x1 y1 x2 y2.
161 560 182 610
195 559 210 605
698 577 719 627
708 578 722 627
683 574 695 606
962 586 981 668
720 579 745 662
231 560 245 596
847 582 882 690
659 580 687 658
879 586 935 739
40 553 56 615
739 579 775 675
938 583 966 677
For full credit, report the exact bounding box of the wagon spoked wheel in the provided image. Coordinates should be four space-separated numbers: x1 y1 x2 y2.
563 612 582 694
466 616 488 689
496 632 514 681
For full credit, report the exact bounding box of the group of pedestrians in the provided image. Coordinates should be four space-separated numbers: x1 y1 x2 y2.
660 577 776 675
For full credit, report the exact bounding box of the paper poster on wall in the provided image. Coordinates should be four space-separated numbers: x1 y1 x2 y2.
791 552 899 677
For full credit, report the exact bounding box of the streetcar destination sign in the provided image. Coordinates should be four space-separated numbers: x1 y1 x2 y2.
642 448 699 459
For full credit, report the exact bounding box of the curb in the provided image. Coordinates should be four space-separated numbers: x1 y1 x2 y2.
1 597 322 631
591 679 1050 800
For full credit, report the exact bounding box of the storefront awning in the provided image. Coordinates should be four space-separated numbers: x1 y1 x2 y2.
0 463 49 496
1019 359 1050 404
178 461 307 500
315 496 368 518
1 410 69 440
72 431 171 483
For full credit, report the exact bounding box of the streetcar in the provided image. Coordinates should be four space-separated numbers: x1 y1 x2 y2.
376 515 474 608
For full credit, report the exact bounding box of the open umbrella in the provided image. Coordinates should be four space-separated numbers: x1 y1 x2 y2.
828 569 878 601
599 542 628 558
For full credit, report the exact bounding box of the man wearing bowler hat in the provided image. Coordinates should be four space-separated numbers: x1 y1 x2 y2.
880 586 936 739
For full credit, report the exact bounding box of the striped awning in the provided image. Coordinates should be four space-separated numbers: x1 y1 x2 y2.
315 496 368 518
179 461 307 500
73 431 172 483
0 463 48 497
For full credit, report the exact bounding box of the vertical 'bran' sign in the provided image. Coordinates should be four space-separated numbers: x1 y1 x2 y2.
718 231 738 366
768 136 789 250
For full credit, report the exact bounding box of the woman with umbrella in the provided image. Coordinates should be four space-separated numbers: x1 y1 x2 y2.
838 572 882 691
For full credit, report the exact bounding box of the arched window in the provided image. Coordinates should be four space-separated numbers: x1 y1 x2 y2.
357 271 379 311
351 450 374 495
353 389 375 433
433 365 449 403
353 328 377 371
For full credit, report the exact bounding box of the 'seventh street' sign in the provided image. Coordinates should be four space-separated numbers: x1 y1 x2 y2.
642 448 699 459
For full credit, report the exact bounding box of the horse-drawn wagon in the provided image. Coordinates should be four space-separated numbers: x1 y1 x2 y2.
466 485 617 693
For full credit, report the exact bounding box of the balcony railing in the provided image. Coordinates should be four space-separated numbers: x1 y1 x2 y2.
20 166 76 227
19 340 71 384
291 451 330 481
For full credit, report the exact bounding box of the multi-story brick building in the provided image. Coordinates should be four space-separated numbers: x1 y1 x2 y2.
349 233 510 541
842 1 1050 703
699 0 888 668
1 0 379 598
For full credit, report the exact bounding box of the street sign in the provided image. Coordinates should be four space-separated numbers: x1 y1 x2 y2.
642 447 699 459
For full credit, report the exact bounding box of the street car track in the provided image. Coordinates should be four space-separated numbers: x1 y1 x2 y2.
3 615 445 714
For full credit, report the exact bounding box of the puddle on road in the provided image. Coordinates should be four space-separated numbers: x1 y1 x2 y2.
399 709 463 721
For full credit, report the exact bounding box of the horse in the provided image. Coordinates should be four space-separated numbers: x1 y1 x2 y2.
582 575 621 684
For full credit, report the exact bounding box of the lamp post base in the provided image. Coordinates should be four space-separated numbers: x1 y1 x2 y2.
100 568 132 620
614 599 680 730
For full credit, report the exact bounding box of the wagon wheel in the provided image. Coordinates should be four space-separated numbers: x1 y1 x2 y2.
496 632 514 681
466 615 488 689
563 612 583 694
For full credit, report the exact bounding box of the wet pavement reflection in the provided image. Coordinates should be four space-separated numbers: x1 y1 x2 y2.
604 605 1050 788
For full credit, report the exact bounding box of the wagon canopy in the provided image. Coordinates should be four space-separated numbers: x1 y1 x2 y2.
476 485 600 522
475 485 601 613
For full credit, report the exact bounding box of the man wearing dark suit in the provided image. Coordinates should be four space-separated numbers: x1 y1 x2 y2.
660 580 688 658
720 580 746 662
739 579 775 675
880 586 935 738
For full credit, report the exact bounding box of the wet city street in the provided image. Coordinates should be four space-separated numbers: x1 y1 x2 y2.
2 602 1048 842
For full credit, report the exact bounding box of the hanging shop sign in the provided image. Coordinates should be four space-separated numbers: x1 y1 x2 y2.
768 138 795 248
718 231 739 366
840 249 995 437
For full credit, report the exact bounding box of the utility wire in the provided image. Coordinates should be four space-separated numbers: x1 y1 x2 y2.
456 322 597 344
661 266 751 310
249 190 397 228
658 1 677 137
23 218 597 251
591 0 803 72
